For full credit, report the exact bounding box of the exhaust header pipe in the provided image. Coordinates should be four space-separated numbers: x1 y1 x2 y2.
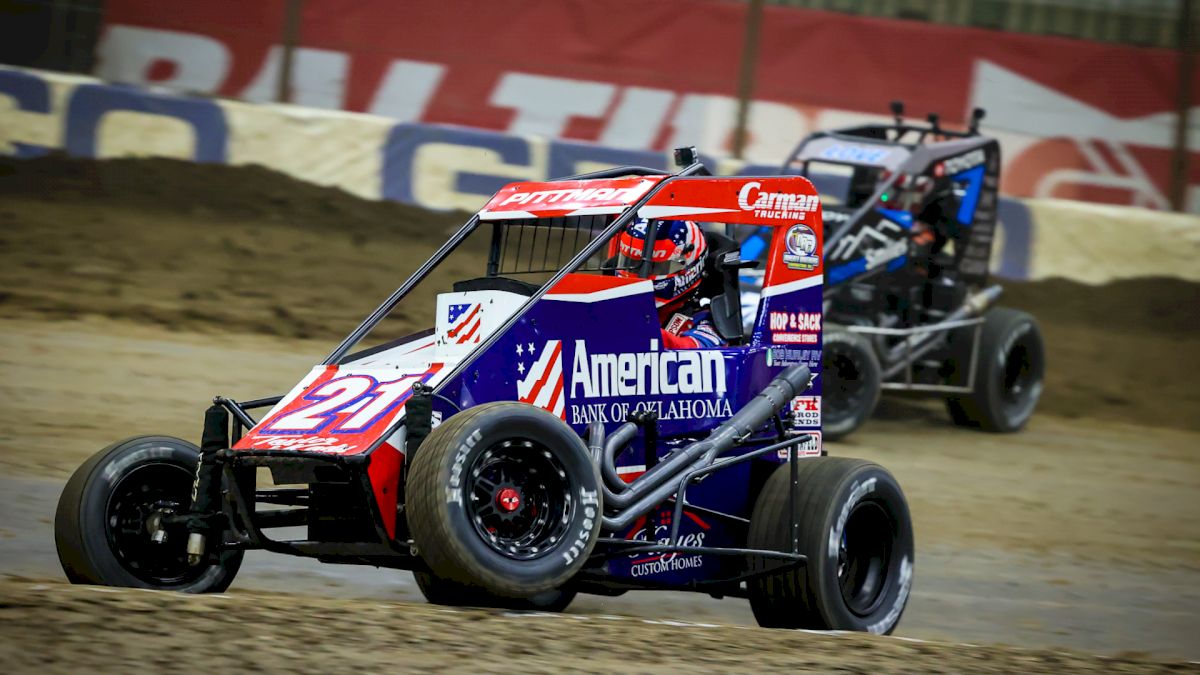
600 364 811 530
881 284 1002 377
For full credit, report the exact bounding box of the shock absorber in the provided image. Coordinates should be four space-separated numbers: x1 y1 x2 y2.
187 402 229 565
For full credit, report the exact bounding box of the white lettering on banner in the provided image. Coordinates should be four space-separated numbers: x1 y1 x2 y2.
570 340 726 399
85 26 1199 212
96 26 231 93
491 72 616 138
664 94 808 165
737 181 820 220
368 60 446 122
240 46 349 109
598 87 675 148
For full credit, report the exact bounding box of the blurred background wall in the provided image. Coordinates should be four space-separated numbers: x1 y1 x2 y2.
0 0 1196 212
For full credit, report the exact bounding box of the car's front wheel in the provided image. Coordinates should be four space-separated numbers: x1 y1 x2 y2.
54 435 243 592
406 402 602 599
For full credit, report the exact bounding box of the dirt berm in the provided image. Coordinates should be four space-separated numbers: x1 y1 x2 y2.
0 580 1191 674
2 155 1197 431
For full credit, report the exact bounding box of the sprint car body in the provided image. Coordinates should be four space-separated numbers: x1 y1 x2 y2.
55 151 914 633
740 104 1045 439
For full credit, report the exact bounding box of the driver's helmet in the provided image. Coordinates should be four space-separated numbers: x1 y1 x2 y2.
614 218 708 312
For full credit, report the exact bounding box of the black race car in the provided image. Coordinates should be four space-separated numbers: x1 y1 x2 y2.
741 102 1045 439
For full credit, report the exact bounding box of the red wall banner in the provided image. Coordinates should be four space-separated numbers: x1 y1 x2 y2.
96 0 1199 211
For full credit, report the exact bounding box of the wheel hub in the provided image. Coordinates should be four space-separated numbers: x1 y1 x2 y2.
496 486 522 513
465 440 572 561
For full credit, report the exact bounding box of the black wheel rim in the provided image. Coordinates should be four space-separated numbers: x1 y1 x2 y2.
104 462 205 586
837 501 893 616
466 439 573 561
1000 332 1039 406
825 349 868 420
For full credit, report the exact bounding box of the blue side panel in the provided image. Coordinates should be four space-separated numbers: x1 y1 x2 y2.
877 208 914 229
887 255 907 272
739 227 771 261
954 165 986 226
829 258 867 284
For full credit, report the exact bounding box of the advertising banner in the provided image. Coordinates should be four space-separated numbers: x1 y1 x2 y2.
93 0 1200 212
3 66 1198 284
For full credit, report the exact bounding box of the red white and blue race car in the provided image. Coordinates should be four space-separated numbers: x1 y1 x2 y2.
55 149 914 633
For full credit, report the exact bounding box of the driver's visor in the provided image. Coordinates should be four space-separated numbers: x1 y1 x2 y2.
615 252 686 276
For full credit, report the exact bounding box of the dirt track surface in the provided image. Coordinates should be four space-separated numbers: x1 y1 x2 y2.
1 156 1199 669
1 581 1194 674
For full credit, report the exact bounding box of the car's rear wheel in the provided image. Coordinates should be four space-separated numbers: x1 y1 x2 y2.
406 402 601 599
822 329 882 441
55 436 243 592
747 457 913 633
946 307 1045 432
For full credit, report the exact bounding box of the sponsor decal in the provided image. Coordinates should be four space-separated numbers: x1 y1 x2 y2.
570 397 733 426
520 339 735 426
863 239 908 270
769 311 821 344
626 514 708 577
259 373 429 436
498 181 651 207
561 487 600 565
940 149 987 176
819 143 892 164
516 340 566 419
664 313 693 336
766 346 821 368
829 219 906 263
571 339 726 399
445 302 483 345
867 556 913 635
829 477 877 554
652 262 702 299
737 181 820 221
252 436 356 454
778 431 822 458
791 396 821 427
782 223 820 271
445 428 483 504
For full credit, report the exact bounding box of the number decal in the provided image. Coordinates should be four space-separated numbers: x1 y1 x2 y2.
260 374 421 435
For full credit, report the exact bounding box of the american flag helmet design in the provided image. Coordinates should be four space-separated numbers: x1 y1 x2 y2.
614 219 707 308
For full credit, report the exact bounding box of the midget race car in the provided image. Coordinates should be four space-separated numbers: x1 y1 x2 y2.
740 103 1045 439
54 150 914 634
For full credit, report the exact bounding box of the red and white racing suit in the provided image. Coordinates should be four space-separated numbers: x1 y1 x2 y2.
660 310 725 349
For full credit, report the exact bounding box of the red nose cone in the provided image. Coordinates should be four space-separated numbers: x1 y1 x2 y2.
497 487 521 512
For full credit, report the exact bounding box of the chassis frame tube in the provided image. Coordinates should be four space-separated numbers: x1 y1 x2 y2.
599 364 810 521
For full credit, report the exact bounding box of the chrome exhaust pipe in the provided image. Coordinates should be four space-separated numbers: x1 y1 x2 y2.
600 364 810 531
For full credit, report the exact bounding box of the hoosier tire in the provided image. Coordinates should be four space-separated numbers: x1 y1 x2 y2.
413 570 576 612
747 457 913 634
406 402 601 599
946 307 1045 432
822 329 882 441
54 435 243 592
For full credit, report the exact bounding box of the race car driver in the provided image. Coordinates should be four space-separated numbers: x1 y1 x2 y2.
614 218 724 349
